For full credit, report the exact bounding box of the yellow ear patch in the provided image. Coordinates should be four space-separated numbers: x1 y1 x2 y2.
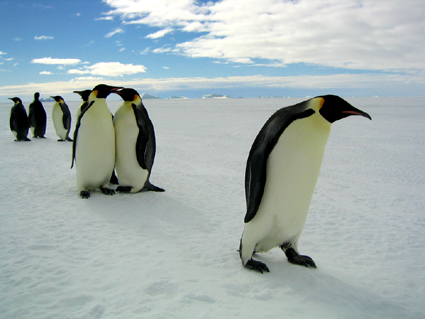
134 94 138 102
319 97 325 109
93 90 98 98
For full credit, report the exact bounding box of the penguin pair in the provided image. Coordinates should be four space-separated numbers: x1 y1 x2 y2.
72 84 163 199
51 96 73 141
9 97 30 141
28 92 47 138
240 95 371 273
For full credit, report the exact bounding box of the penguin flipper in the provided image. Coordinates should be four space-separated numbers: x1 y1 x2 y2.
60 103 71 130
132 104 151 170
244 105 315 223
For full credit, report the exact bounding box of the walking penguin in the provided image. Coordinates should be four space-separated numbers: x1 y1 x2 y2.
239 95 371 273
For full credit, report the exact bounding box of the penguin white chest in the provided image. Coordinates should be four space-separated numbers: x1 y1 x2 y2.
252 114 331 252
114 105 149 192
52 104 66 139
75 102 115 191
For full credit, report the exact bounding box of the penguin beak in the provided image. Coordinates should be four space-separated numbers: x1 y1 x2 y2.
341 109 372 120
110 87 123 93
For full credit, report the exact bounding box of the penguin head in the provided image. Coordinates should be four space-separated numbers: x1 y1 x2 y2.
318 95 371 123
34 92 40 100
114 88 142 104
73 90 92 102
51 96 64 103
9 97 22 104
91 84 123 99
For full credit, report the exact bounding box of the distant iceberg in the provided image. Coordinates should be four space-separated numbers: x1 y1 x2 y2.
169 95 189 99
202 94 230 99
141 93 161 99
39 97 54 102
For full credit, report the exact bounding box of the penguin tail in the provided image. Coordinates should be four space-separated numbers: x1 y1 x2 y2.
143 181 165 192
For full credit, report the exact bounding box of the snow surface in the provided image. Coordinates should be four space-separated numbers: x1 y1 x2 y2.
0 97 424 318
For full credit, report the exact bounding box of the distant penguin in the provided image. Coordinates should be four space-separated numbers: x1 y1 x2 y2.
51 96 72 141
239 95 371 273
71 84 123 198
73 90 92 118
28 92 47 138
113 88 164 193
9 97 31 141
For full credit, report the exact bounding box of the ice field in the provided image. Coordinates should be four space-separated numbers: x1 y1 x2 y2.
0 96 424 318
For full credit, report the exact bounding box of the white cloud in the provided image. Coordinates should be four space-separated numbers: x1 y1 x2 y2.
71 76 104 81
68 62 147 77
153 47 172 53
104 0 425 72
31 57 81 65
13 37 22 41
105 28 124 38
118 48 125 52
95 16 114 21
140 47 150 55
1 73 423 98
34 35 54 40
163 66 169 70
0 51 6 55
146 28 173 39
39 71 52 75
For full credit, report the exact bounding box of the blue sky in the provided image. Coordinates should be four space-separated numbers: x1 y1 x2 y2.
0 0 424 102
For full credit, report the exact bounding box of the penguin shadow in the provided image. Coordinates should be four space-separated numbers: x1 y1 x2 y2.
242 257 412 318
79 190 199 232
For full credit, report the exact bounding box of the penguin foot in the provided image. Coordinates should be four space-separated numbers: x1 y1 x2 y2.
285 248 316 268
57 139 65 142
116 186 132 193
80 191 90 199
66 137 73 142
100 187 115 196
245 259 270 274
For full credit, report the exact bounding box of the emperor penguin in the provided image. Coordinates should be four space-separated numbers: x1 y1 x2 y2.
113 88 164 193
9 97 31 141
28 92 47 138
51 96 72 141
71 84 123 198
74 89 119 185
73 89 92 118
239 95 371 273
